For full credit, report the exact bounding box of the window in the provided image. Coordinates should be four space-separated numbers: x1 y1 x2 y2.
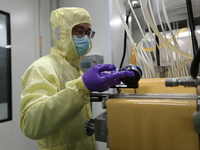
0 10 12 122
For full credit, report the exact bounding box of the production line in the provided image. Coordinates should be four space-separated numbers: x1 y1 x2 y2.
86 76 200 150
80 0 200 148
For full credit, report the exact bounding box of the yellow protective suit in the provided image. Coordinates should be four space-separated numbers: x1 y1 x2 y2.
20 7 96 150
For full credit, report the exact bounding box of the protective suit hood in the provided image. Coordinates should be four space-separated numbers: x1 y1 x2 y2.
50 7 92 60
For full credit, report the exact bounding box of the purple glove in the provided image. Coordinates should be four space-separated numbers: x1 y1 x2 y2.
82 64 135 92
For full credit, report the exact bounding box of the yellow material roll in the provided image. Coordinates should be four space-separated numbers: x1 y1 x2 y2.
107 78 199 150
107 98 198 150
122 78 196 94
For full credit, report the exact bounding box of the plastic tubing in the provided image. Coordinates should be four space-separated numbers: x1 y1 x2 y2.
140 0 159 71
148 1 178 76
114 0 135 48
143 0 161 74
172 59 192 77
148 0 170 70
138 40 157 78
156 0 166 38
139 44 156 78
156 0 171 75
128 0 154 70
115 0 156 77
139 0 173 77
128 0 144 37
150 1 188 76
161 0 179 49
161 0 184 76
141 0 193 59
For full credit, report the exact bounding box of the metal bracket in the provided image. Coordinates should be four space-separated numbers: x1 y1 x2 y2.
94 111 109 147
90 93 114 109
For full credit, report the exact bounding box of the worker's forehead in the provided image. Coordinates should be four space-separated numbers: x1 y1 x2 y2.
73 23 91 30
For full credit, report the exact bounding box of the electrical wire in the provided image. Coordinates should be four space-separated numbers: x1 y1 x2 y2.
185 0 199 78
128 0 154 74
119 15 129 69
186 0 198 56
190 48 200 78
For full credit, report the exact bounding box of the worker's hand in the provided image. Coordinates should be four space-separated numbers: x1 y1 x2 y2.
82 64 135 92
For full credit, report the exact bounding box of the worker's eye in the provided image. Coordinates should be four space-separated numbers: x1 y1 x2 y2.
73 28 95 39
76 29 84 35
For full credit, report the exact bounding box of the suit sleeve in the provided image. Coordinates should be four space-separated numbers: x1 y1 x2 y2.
20 64 91 140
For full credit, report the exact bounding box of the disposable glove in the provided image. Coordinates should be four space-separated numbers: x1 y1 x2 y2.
82 64 135 92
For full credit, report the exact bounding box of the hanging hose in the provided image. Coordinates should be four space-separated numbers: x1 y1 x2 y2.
141 0 193 59
185 0 199 78
155 35 160 67
186 0 198 56
190 48 200 79
119 15 129 68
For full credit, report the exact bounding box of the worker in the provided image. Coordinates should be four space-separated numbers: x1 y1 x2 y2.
20 7 135 150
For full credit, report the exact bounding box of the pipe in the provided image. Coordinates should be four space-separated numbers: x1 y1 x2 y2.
119 15 129 68
115 0 154 76
140 0 193 59
190 48 200 78
186 0 198 56
185 0 200 78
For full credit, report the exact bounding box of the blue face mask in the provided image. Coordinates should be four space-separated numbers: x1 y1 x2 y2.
73 35 91 56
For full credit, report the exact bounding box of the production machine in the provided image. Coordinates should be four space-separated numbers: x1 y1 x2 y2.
84 0 200 149
85 65 200 150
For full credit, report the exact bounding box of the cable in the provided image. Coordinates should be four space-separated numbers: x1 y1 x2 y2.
128 0 155 74
185 0 200 78
190 48 200 79
186 0 198 56
115 0 155 77
119 15 129 68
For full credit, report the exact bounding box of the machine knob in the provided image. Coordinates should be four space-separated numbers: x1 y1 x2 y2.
84 119 95 136
119 64 142 88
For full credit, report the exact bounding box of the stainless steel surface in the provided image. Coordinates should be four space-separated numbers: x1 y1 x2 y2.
131 0 200 31
94 111 108 146
165 77 200 87
151 0 200 24
197 96 200 110
113 93 197 100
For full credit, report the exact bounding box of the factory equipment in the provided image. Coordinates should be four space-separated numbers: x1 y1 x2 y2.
80 55 103 73
116 0 200 78
0 10 12 123
84 0 200 149
86 77 199 150
85 64 200 150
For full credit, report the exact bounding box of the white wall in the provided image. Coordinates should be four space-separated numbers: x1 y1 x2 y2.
0 0 51 149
